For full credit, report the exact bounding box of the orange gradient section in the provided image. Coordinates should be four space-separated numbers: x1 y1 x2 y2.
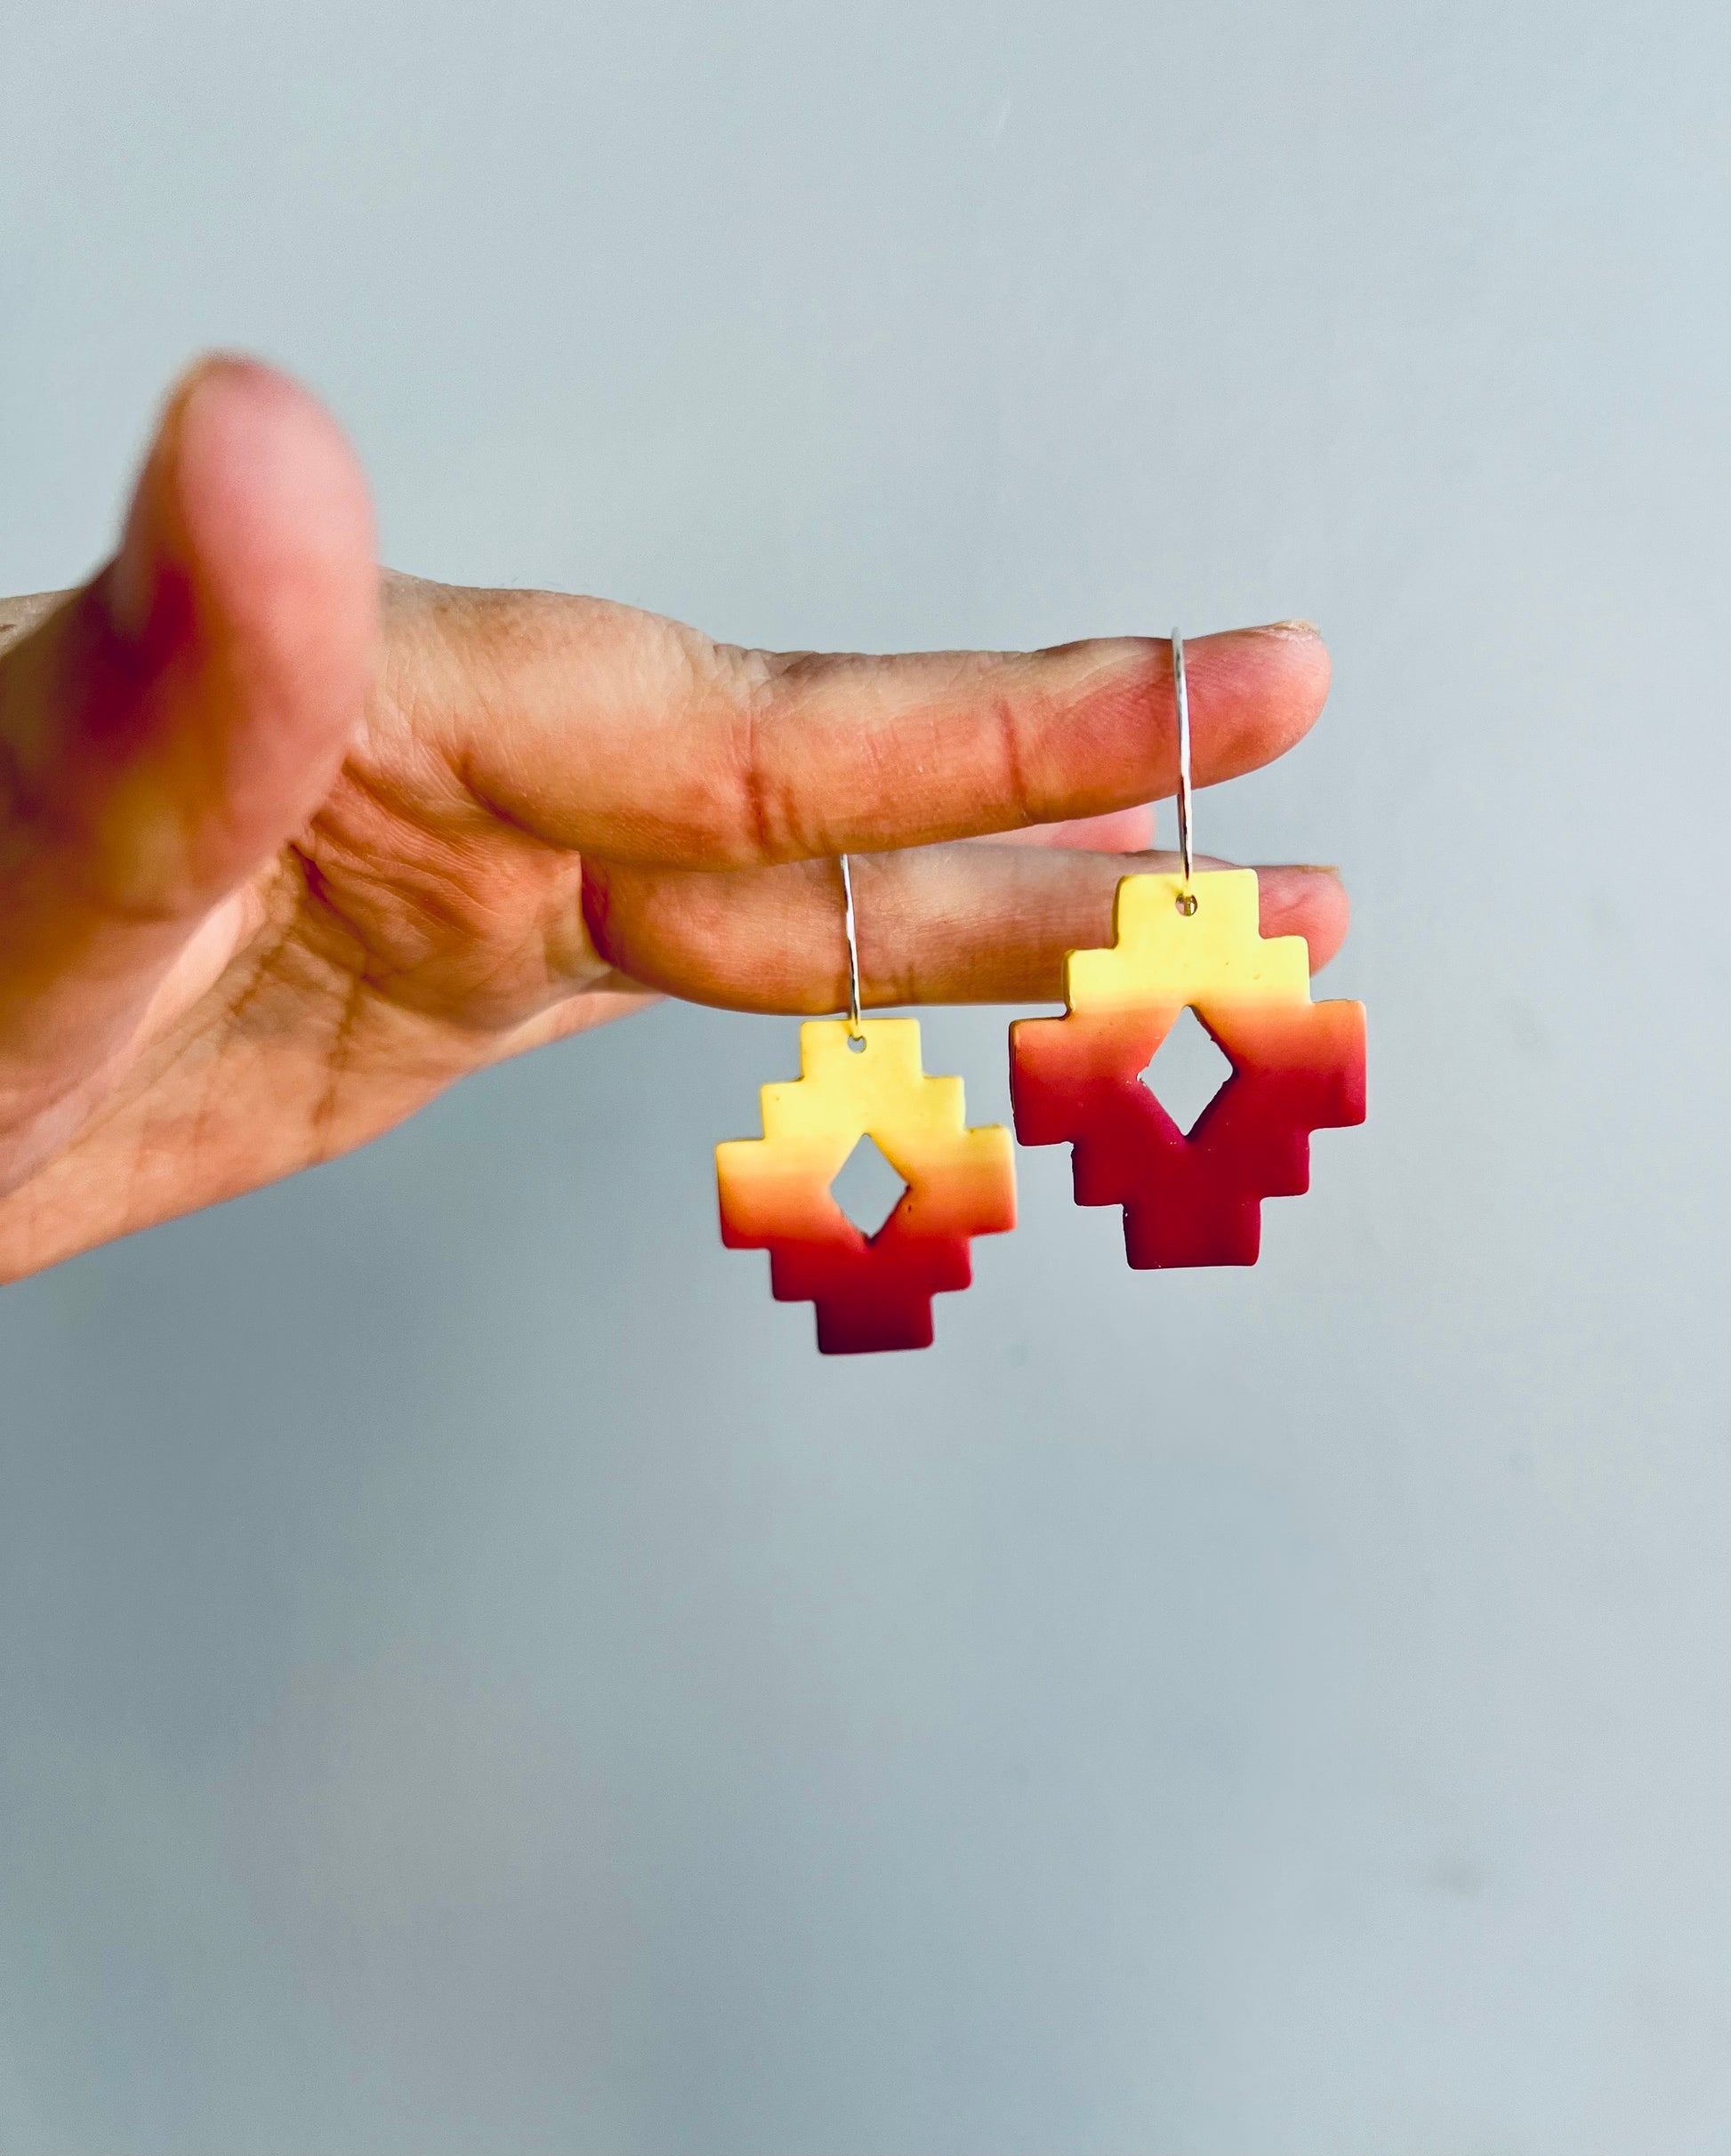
717 1019 1017 1353
1010 870 1365 1267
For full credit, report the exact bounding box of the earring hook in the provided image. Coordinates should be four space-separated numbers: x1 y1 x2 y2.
1171 629 1198 915
838 854 865 1041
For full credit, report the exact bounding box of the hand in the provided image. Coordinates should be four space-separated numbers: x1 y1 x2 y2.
0 358 1348 1282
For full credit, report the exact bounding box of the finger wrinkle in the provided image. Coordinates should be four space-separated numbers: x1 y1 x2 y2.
990 689 1037 833
728 694 779 860
699 640 791 861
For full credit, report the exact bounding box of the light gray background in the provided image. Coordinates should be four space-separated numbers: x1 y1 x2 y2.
0 4 1726 2152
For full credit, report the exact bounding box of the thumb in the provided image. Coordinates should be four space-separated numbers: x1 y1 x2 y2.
0 356 377 1181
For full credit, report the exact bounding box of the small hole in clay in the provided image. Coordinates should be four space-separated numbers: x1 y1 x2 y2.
830 1135 907 1236
1139 1007 1232 1134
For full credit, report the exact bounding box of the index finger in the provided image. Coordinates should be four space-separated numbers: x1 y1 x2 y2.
393 583 1330 870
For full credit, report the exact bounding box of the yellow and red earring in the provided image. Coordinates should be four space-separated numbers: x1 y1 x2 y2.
717 857 1018 1353
1010 632 1365 1266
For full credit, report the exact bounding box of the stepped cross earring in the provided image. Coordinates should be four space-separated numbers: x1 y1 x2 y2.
1009 632 1366 1267
716 857 1017 1352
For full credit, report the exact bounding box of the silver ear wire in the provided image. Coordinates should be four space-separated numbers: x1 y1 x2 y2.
1171 630 1198 914
838 854 865 1040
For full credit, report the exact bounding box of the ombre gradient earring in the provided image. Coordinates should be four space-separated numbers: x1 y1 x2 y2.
1010 632 1365 1267
717 857 1017 1353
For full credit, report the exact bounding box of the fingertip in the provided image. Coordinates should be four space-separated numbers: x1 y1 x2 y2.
0 355 390 921
1254 863 1351 973
1166 622 1329 793
1058 622 1333 808
153 354 378 694
1246 618 1332 709
96 354 380 881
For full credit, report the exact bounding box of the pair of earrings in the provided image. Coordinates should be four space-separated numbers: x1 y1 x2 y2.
715 634 1367 1354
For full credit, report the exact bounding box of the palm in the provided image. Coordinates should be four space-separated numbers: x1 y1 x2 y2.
0 360 1346 1282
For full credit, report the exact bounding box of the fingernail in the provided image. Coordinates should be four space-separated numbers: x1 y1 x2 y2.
1289 862 1341 875
1256 618 1321 637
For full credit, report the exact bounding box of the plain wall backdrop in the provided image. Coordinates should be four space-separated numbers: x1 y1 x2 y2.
0 4 1726 2151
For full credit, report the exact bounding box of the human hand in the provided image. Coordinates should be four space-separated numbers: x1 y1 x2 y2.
0 358 1347 1281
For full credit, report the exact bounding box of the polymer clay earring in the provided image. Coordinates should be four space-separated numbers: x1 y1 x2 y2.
716 857 1018 1353
1010 632 1365 1267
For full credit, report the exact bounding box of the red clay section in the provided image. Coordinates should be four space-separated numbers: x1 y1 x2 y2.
1010 1000 1365 1268
720 1214 976 1354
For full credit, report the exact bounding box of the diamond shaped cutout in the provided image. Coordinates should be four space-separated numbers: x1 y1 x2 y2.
1139 1006 1233 1135
829 1134 908 1237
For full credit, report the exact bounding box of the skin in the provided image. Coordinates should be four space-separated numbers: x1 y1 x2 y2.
0 356 1349 1283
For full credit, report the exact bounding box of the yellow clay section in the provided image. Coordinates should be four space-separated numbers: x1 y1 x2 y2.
1067 870 1311 1014
716 1019 1014 1236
